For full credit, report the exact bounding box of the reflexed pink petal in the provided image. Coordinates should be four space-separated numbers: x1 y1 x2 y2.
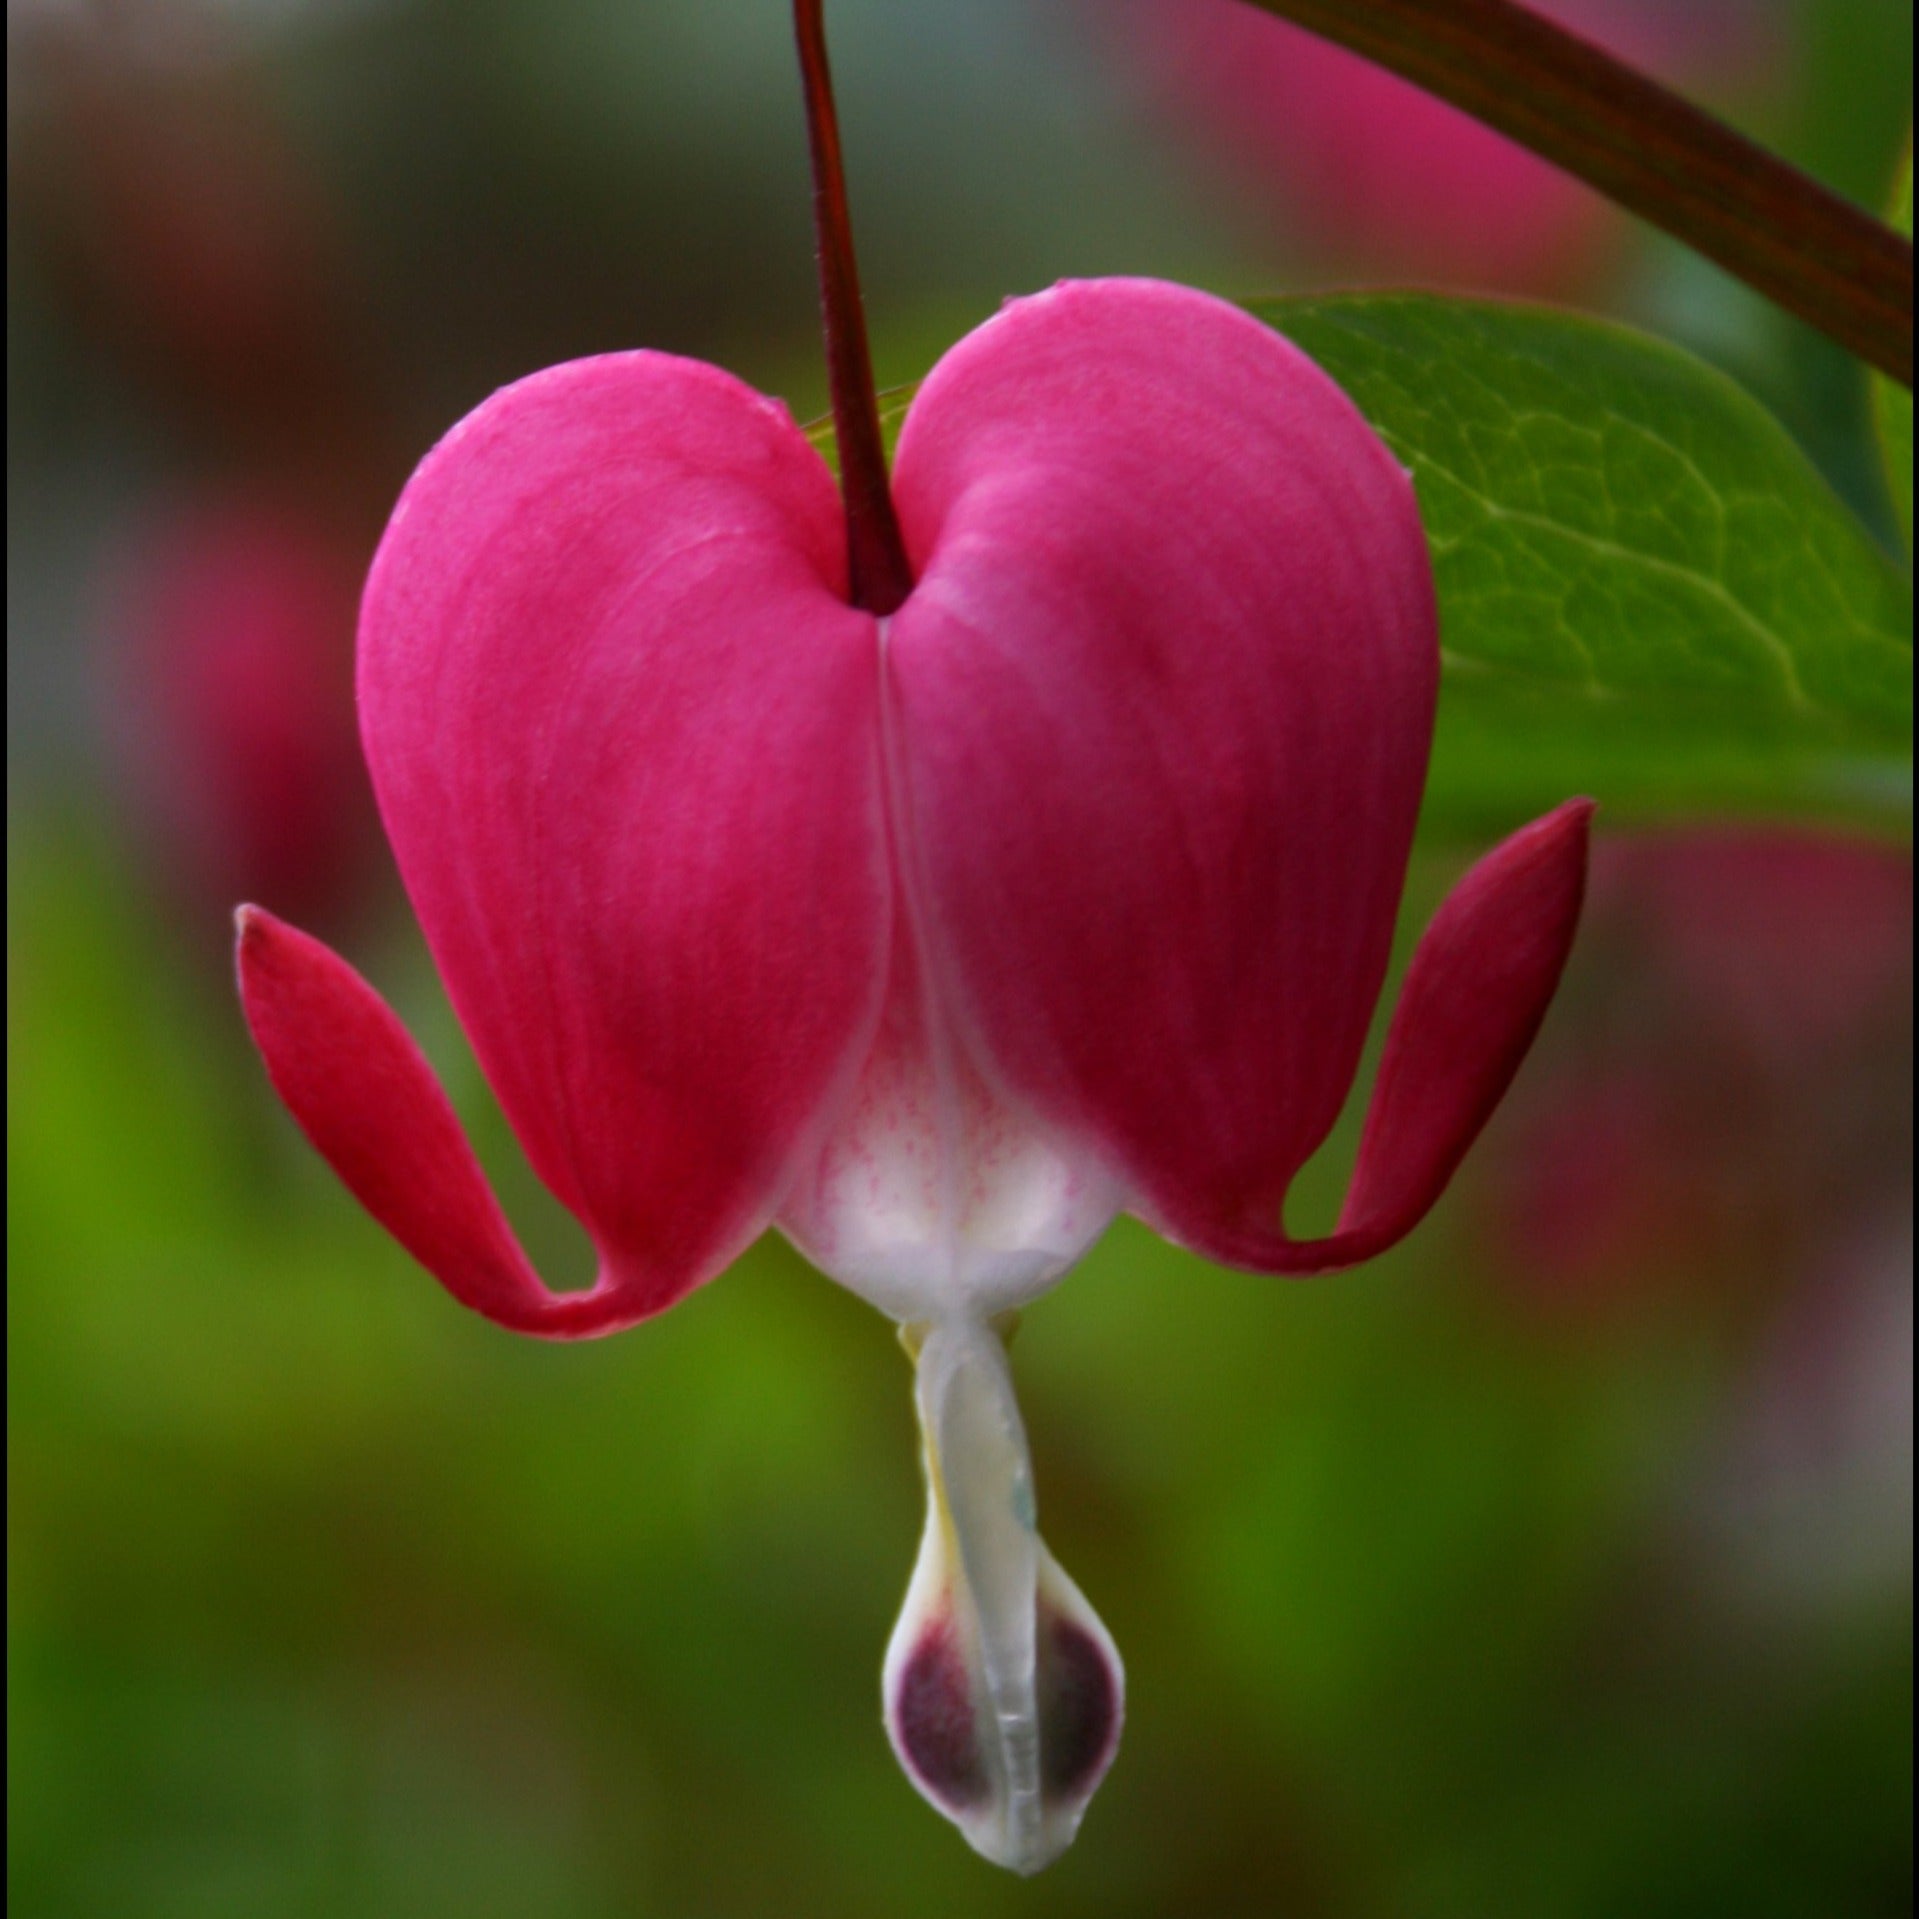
356 352 891 1311
887 278 1437 1268
1329 798 1595 1252
1182 799 1594 1272
237 907 645 1336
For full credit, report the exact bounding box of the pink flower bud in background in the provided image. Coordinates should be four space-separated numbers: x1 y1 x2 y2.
107 500 378 938
1121 0 1782 295
1492 1065 1723 1308
1606 830 1915 1081
22 10 399 947
1482 830 1911 1321
10 4 351 434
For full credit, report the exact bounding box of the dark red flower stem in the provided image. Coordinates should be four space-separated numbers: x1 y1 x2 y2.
1241 0 1913 387
794 0 914 614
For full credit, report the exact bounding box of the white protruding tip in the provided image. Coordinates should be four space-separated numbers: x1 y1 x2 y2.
881 1317 1124 1874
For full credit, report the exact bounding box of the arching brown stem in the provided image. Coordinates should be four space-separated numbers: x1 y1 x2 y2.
1241 0 1912 387
794 0 915 613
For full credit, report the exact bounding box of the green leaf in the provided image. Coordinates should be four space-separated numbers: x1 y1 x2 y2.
802 385 914 478
1249 295 1913 835
1874 147 1914 553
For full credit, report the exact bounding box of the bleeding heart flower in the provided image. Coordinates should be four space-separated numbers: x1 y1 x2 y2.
235 0 1590 1877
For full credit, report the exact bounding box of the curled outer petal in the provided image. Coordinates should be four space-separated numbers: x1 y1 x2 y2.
1183 798 1595 1272
251 353 894 1328
886 279 1587 1271
238 907 638 1335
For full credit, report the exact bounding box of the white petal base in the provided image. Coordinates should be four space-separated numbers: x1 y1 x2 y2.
778 614 1121 1328
778 937 1118 1325
881 1317 1123 1874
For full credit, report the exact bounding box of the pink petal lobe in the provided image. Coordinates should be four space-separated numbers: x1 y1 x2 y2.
1179 799 1595 1273
1335 799 1595 1247
237 907 646 1336
885 278 1437 1259
358 353 889 1313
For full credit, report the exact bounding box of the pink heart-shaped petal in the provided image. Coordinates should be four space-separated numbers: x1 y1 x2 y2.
886 278 1441 1260
357 352 890 1317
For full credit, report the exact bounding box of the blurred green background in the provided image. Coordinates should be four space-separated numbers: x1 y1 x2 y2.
9 2 1912 1914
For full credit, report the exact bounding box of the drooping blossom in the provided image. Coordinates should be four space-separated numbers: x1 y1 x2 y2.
1120 0 1781 295
235 5 1591 1878
237 276 1590 1868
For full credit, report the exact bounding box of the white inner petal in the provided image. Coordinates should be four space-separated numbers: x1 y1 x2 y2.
882 1316 1124 1874
778 917 1119 1323
777 617 1120 1325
